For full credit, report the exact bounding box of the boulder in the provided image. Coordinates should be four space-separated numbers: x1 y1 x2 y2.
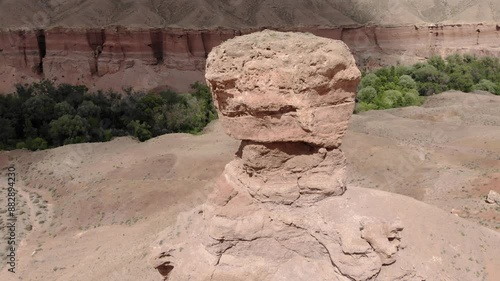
205 29 360 148
486 190 500 205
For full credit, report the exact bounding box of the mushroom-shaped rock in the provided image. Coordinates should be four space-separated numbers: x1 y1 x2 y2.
152 31 407 281
206 30 361 204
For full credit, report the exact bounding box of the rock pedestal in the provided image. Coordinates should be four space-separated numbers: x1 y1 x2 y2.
151 30 406 281
206 30 361 205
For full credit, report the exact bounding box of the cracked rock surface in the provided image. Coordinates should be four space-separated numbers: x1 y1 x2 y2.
206 30 360 148
206 30 360 204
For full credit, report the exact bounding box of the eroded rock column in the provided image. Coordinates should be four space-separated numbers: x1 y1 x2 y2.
151 30 405 281
206 30 360 205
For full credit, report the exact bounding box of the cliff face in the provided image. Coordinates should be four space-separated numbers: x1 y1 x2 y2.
0 24 499 93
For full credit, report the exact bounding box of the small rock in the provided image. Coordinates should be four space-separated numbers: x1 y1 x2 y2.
486 190 500 205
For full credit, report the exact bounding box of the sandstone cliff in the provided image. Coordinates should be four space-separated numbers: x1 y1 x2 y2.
1 24 499 93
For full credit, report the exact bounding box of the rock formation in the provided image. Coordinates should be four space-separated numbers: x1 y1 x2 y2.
206 30 360 205
486 190 500 205
150 30 410 281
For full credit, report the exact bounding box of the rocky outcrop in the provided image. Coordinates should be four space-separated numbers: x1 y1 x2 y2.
486 190 500 205
150 30 406 281
1 24 500 93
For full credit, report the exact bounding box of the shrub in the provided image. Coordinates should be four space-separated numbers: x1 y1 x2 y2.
16 142 26 149
448 70 474 92
355 102 378 113
191 81 218 122
27 137 48 151
402 90 423 106
359 73 381 89
427 56 446 71
357 86 377 103
398 75 417 90
473 79 497 94
22 95 56 125
355 54 500 112
165 95 207 133
377 90 404 109
54 101 75 118
77 100 101 118
417 81 448 96
49 115 89 145
0 118 15 143
127 120 152 142
103 129 113 141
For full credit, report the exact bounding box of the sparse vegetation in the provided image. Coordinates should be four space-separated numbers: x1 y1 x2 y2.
356 54 500 113
0 81 216 150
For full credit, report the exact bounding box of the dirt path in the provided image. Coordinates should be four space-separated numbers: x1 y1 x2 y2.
17 185 38 233
16 181 54 252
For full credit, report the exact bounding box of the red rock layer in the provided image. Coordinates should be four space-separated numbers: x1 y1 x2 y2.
0 24 498 93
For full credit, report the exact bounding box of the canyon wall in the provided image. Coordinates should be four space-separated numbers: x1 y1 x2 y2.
0 24 499 93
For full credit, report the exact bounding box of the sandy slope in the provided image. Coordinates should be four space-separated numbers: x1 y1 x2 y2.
0 122 240 280
1 0 499 29
0 91 498 280
345 91 500 231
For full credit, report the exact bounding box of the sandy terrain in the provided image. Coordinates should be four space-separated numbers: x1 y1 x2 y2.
0 122 240 280
346 91 500 231
0 91 498 280
1 0 499 29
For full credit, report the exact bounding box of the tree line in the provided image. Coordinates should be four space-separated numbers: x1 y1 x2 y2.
2 54 499 150
0 81 217 151
356 54 500 112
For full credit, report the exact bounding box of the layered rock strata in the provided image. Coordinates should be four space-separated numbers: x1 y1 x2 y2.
150 30 411 281
1 24 499 93
206 31 360 205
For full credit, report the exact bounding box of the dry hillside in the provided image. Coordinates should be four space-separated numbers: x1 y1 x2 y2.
1 0 499 29
346 91 500 231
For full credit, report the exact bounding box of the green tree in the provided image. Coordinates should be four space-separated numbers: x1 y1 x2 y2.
402 90 423 106
190 82 218 122
127 120 152 142
22 95 56 126
26 137 48 151
16 142 26 149
357 86 377 103
58 84 88 107
30 80 56 97
412 64 442 83
376 90 404 109
23 119 37 139
359 73 381 89
135 93 164 125
428 56 446 71
449 70 474 92
54 101 76 118
473 79 497 94
0 118 15 144
49 115 89 145
398 75 417 90
355 102 378 113
77 100 101 118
